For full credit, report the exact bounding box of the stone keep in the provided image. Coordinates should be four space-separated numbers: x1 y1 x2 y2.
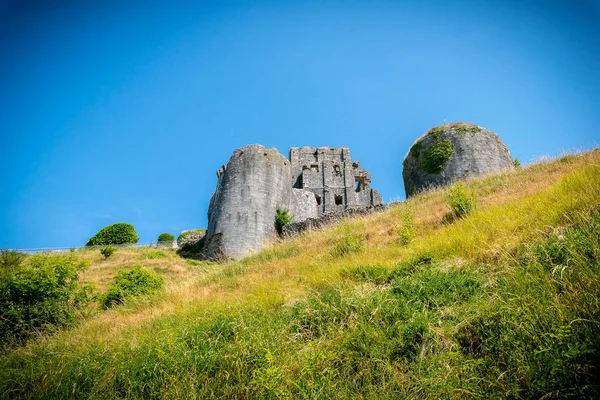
402 122 514 197
204 145 292 260
204 144 383 260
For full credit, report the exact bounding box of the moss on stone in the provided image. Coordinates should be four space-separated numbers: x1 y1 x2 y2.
420 137 454 174
410 142 423 158
425 122 480 138
454 125 481 135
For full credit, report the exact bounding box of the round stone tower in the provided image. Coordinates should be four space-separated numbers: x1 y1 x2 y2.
402 122 514 197
204 144 292 260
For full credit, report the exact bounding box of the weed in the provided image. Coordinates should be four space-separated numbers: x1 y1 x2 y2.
395 207 415 244
142 250 169 259
447 181 476 218
331 223 366 256
275 206 293 234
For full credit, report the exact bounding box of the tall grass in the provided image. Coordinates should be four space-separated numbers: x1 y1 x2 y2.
0 150 599 399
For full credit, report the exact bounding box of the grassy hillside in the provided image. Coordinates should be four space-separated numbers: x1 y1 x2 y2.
1 150 600 399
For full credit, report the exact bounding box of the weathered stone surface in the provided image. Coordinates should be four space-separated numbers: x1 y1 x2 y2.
289 146 384 215
403 123 514 197
176 231 206 248
282 205 387 237
289 188 318 222
204 145 292 260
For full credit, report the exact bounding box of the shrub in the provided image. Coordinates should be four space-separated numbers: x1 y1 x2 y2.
157 232 175 243
447 182 476 218
0 252 93 346
275 206 293 234
514 158 521 168
0 249 27 279
102 265 164 309
86 223 138 246
100 245 115 259
395 207 414 244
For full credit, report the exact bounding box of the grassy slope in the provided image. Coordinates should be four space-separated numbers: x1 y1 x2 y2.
1 150 600 399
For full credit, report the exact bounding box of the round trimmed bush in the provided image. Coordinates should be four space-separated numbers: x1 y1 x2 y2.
157 232 175 243
86 223 139 246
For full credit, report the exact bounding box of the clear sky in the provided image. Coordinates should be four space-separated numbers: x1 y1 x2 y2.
1 0 599 249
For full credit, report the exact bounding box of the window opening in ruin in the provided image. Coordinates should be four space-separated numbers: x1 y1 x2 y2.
315 195 322 206
335 195 343 205
355 177 364 192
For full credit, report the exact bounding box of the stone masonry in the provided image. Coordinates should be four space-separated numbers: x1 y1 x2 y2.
290 146 383 215
203 144 384 260
402 123 514 197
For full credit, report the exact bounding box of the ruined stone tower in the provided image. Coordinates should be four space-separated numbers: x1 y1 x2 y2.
203 144 383 260
402 122 514 197
290 146 383 215
203 145 292 260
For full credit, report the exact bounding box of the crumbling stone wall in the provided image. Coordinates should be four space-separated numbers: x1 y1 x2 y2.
402 123 514 197
204 144 384 260
282 205 387 237
290 146 383 215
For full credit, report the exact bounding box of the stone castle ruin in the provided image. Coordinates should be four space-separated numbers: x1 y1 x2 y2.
203 145 383 260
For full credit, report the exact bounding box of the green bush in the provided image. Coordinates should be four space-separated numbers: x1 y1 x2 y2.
0 249 27 279
0 251 93 347
513 158 521 168
447 182 476 218
275 206 293 234
100 245 116 259
102 265 164 309
86 223 139 246
157 233 175 243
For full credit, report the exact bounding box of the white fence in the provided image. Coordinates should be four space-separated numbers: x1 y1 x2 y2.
6 241 178 254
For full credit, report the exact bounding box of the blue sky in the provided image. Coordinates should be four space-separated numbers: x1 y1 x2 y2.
1 0 599 249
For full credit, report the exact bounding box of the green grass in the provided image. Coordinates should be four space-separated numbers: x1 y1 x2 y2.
1 149 599 399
